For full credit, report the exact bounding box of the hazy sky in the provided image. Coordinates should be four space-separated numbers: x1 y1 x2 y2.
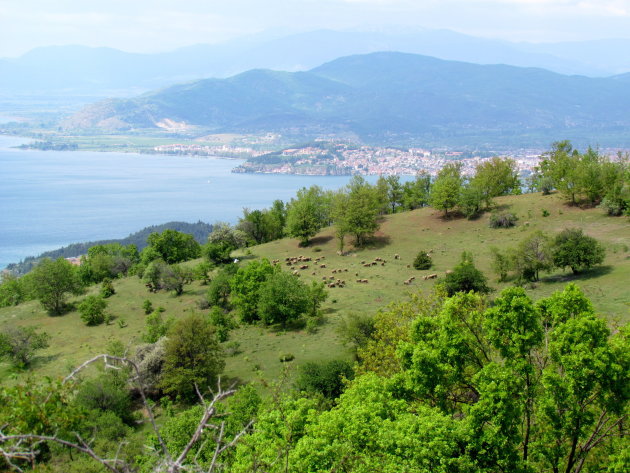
1 0 630 57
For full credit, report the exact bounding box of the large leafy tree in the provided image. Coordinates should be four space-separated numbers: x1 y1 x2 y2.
145 229 201 264
230 258 277 323
430 162 463 216
334 176 381 247
257 271 311 327
470 157 521 208
286 186 329 246
28 257 83 315
552 228 605 274
160 313 225 400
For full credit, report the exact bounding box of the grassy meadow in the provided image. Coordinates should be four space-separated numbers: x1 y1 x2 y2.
1 192 629 386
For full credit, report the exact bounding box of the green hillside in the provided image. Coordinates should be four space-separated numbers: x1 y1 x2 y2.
1 192 628 386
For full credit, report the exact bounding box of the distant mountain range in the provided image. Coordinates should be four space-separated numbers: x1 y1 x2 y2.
63 52 630 148
3 29 630 98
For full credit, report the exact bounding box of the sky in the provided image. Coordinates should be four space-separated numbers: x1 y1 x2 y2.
1 0 630 57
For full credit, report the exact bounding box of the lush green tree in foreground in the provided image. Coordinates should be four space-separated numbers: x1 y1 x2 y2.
553 227 605 274
28 257 83 315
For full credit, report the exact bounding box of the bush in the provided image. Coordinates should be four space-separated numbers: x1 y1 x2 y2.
489 211 518 228
74 372 133 424
100 278 115 298
142 299 153 315
542 209 550 217
441 252 490 296
0 326 50 369
413 251 433 270
279 353 295 362
296 360 354 399
552 228 606 274
208 306 236 342
78 295 108 326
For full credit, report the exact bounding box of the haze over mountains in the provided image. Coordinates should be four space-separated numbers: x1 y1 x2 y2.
3 28 630 98
64 51 630 148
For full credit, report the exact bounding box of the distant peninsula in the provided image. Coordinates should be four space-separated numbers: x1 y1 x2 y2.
4 221 213 275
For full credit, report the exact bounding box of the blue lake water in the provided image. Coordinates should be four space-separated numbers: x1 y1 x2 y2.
0 135 370 269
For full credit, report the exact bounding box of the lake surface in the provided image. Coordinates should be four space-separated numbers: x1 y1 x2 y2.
0 135 374 270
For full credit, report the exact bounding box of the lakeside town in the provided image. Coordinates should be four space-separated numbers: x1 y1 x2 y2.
154 141 545 176
153 141 629 177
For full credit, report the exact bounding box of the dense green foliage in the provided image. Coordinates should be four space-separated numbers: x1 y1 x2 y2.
537 141 629 209
413 251 433 270
144 229 201 265
553 227 606 274
78 294 108 326
160 313 225 400
441 252 490 295
0 326 50 368
28 258 84 315
286 186 330 246
257 271 312 326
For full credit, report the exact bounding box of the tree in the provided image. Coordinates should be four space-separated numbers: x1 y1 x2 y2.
160 313 225 400
143 310 173 343
257 271 311 326
402 172 431 210
28 258 83 315
458 182 484 219
230 259 277 323
441 252 490 296
295 360 354 399
78 243 139 284
285 186 329 246
0 273 27 308
160 264 194 296
514 230 554 281
142 259 167 292
78 295 108 326
384 175 404 213
429 162 463 216
145 229 201 264
333 176 380 247
0 326 50 369
552 228 605 274
538 140 581 204
470 157 521 208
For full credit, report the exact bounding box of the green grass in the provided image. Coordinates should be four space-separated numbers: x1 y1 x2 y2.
2 192 629 386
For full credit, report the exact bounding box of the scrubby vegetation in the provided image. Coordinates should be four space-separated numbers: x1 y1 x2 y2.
0 141 628 473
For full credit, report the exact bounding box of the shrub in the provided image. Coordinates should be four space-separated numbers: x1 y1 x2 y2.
441 252 490 296
0 326 50 369
413 251 433 270
489 211 518 229
142 299 153 315
78 295 108 326
542 209 550 217
296 360 354 399
279 353 295 362
100 278 115 298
